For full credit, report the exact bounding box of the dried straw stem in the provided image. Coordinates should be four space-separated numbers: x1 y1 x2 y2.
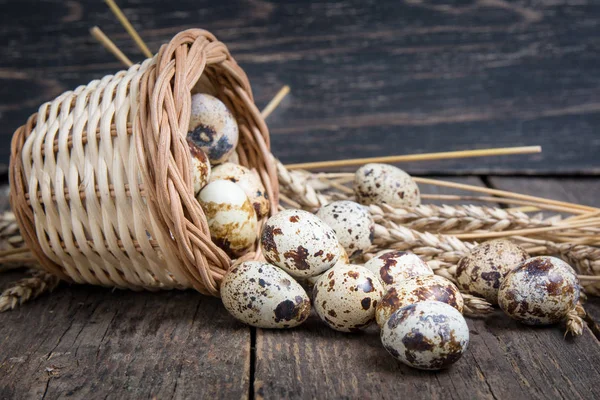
90 26 133 67
285 146 542 170
104 0 153 58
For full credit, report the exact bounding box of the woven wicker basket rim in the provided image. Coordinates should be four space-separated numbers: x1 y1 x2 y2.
9 28 279 296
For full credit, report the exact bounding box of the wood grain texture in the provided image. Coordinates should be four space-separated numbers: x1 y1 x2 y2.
0 0 599 174
0 278 251 399
254 177 600 399
255 313 600 400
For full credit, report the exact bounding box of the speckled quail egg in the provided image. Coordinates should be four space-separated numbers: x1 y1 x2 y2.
211 162 270 218
313 264 384 332
364 250 433 288
197 180 257 257
381 301 469 370
260 209 339 278
220 261 311 328
498 256 580 325
354 163 420 207
316 201 374 259
187 138 211 194
376 275 464 328
227 151 240 165
306 242 350 288
188 93 239 164
456 239 529 304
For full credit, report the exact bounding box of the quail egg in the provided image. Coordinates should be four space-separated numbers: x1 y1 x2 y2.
188 93 239 164
381 301 469 370
313 264 384 332
227 151 240 165
376 275 464 328
197 180 257 257
363 250 433 288
220 261 311 328
187 138 211 194
498 256 580 325
260 209 339 278
306 242 350 288
211 162 270 218
456 239 529 304
316 200 374 259
354 163 420 207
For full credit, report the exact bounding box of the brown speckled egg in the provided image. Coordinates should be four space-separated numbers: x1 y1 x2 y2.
363 250 433 288
260 209 339 278
210 162 269 218
456 239 529 304
498 256 580 325
313 264 384 332
188 93 239 164
381 301 469 370
316 201 374 259
197 180 257 257
376 275 464 328
187 138 211 194
306 243 350 288
354 163 420 207
220 261 311 328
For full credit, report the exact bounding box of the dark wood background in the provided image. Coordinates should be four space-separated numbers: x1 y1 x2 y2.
0 0 599 175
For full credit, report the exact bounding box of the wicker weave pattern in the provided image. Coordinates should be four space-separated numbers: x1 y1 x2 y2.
9 29 278 296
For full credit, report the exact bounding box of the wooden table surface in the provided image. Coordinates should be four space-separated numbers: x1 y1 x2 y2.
1 0 600 399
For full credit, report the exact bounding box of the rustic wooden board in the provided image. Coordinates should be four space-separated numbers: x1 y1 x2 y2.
254 177 600 399
1 0 599 174
255 313 600 400
0 276 251 399
488 177 600 212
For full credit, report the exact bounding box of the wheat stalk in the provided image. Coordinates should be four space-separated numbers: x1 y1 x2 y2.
0 270 60 312
564 302 586 337
462 293 495 317
368 203 560 233
276 157 328 210
369 222 478 270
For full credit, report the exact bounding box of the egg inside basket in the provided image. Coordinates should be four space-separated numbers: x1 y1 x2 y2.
9 29 278 297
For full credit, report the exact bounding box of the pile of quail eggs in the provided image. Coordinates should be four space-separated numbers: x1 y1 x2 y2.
187 93 581 370
218 163 473 371
457 240 580 326
216 161 582 372
186 92 270 257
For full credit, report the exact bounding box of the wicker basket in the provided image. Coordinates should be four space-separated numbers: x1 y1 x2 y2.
8 29 278 297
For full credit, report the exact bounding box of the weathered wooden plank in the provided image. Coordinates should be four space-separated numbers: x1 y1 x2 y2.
0 278 251 399
1 0 599 174
488 178 600 212
255 313 600 400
